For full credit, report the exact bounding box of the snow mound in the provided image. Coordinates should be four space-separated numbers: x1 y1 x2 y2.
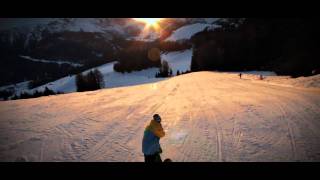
290 74 320 88
228 71 320 89
263 74 320 89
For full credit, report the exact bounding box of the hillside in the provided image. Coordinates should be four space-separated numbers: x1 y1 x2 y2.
0 72 319 161
165 23 220 41
3 49 193 96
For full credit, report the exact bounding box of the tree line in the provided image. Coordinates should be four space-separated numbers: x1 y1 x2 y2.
190 18 320 77
75 69 104 92
10 87 63 100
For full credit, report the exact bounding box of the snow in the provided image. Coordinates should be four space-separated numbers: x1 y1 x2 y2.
161 49 192 73
204 18 219 24
0 18 139 47
7 50 192 96
0 81 30 93
260 74 320 89
19 55 83 67
165 23 221 41
5 49 320 99
0 18 58 31
46 18 106 33
1 19 224 48
236 71 277 76
23 62 163 95
232 72 320 89
0 71 319 162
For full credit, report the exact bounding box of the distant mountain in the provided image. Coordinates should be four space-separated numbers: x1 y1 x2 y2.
0 18 218 49
0 18 221 87
0 18 220 56
0 18 142 52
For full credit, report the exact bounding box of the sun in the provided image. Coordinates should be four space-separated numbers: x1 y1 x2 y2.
133 18 163 27
132 18 165 39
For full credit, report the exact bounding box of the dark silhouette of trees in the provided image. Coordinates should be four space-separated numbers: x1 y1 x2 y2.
155 60 173 78
190 18 320 77
10 87 62 100
113 41 161 73
113 39 192 74
158 40 191 52
0 90 14 100
76 69 104 92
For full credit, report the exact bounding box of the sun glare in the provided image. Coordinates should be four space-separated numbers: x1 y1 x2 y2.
132 18 165 40
133 18 163 27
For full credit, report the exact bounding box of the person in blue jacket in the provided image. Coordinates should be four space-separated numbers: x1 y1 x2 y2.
142 114 165 162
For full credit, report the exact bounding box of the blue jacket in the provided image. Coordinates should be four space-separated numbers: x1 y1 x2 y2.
142 120 165 155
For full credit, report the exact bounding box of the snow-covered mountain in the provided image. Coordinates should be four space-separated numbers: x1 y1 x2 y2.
0 18 219 64
0 71 319 161
0 18 224 88
0 18 222 48
165 23 221 42
0 18 143 47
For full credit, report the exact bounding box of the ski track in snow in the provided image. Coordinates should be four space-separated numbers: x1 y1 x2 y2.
0 72 320 161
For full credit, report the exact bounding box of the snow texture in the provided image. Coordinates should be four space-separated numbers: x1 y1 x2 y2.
0 72 319 161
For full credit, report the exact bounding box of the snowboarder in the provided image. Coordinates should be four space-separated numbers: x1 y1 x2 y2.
259 74 263 80
239 73 242 79
142 114 165 162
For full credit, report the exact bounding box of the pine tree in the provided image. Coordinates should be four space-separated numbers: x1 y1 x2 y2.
76 73 85 92
75 69 104 92
93 69 105 88
159 60 170 77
